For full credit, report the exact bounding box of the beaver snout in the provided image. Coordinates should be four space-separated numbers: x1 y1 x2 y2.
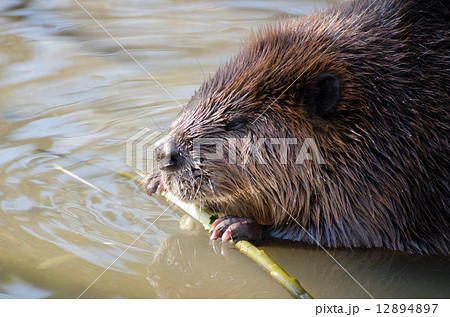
155 135 182 171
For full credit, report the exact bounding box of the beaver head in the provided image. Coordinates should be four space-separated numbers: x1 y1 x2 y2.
146 0 450 254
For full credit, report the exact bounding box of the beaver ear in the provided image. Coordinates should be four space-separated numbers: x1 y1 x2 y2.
305 73 340 118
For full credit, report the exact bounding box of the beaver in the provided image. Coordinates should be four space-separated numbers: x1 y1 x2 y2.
144 0 450 255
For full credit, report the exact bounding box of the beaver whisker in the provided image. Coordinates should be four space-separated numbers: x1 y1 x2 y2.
208 179 215 195
191 170 203 202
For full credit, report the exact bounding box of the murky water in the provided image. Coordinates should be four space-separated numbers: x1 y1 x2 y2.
0 0 449 299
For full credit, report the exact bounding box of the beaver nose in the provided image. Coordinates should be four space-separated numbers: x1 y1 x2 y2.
155 135 181 170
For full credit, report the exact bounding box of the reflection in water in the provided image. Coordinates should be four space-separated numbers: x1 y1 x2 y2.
148 232 290 299
266 242 450 298
0 275 52 299
149 234 450 299
0 0 448 298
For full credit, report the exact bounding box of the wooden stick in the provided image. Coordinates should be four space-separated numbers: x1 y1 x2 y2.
234 240 311 299
118 171 312 298
159 184 312 298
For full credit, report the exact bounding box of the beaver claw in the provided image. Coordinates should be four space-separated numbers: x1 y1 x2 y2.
143 172 164 195
210 216 263 243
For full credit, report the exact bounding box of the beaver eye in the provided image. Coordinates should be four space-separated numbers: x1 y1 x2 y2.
225 118 247 131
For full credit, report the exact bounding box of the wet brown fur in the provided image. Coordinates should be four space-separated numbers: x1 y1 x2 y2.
149 0 450 254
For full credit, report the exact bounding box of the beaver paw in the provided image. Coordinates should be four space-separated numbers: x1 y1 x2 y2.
143 172 164 195
210 216 263 243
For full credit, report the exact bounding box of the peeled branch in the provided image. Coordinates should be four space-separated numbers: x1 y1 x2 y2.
124 171 312 299
161 189 312 299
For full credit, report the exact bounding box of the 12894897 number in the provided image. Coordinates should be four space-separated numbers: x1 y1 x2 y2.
377 304 438 314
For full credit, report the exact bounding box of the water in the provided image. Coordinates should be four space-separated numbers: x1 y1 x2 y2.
0 0 449 299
